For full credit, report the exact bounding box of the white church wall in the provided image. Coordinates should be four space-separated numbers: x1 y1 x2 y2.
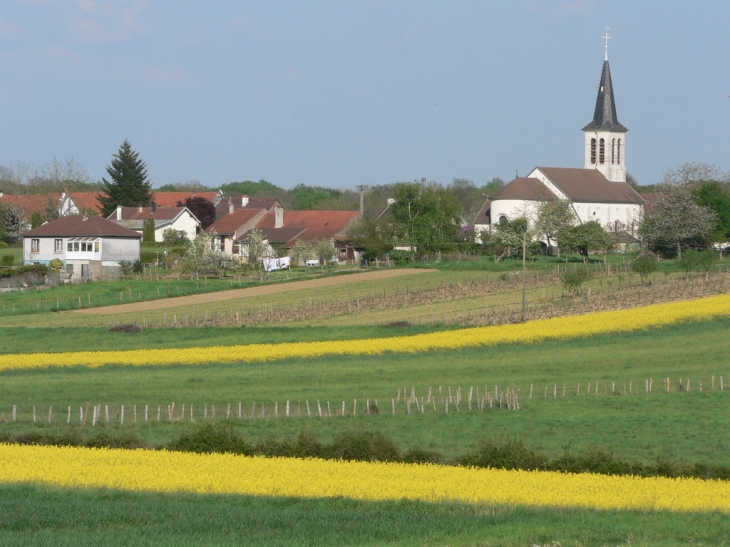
574 202 641 230
490 199 542 227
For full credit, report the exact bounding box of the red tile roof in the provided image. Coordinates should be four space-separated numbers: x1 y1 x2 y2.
256 210 358 244
21 215 141 238
155 191 219 208
206 208 265 235
109 206 188 221
67 192 104 214
0 193 61 219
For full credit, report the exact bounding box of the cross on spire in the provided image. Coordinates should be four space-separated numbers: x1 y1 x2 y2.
603 27 611 60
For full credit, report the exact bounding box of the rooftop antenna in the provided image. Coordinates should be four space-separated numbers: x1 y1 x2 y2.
603 27 611 61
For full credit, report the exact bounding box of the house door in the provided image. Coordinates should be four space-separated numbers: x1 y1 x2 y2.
81 264 88 279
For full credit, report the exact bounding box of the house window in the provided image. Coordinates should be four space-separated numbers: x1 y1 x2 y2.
590 138 596 164
617 139 622 165
73 242 79 252
54 239 63 253
599 138 605 164
31 239 40 252
67 242 73 252
94 241 100 252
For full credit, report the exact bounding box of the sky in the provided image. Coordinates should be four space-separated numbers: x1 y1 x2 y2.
1 1 729 190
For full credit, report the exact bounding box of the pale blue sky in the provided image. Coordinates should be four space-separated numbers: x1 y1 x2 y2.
1 1 728 189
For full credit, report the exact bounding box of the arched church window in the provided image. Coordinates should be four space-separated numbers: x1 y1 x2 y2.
599 139 605 164
590 139 596 164
498 215 508 226
611 139 616 164
617 139 622 165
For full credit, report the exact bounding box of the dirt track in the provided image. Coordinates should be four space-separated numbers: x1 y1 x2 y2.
72 269 436 316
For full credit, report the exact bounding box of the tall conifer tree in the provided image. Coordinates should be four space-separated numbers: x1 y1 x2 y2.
97 140 154 217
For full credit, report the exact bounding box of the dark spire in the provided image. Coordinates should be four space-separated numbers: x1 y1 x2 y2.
582 60 628 132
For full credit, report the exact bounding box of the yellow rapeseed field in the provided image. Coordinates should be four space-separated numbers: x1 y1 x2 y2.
0 444 728 513
2 293 730 371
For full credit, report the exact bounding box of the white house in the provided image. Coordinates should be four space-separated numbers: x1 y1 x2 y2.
476 40 643 242
21 216 141 281
107 205 200 242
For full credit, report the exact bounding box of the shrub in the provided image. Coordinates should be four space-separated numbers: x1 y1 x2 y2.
631 255 658 285
329 430 401 462
676 249 700 278
0 264 48 279
167 422 253 455
458 437 548 470
1 254 14 266
559 267 592 295
49 258 64 273
697 249 719 277
388 250 410 266
0 241 7 249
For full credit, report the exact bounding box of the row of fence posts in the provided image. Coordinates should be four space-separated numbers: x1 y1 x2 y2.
528 375 727 400
6 376 726 424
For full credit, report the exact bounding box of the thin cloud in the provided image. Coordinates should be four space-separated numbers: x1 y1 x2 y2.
0 18 26 41
67 0 149 43
521 0 597 19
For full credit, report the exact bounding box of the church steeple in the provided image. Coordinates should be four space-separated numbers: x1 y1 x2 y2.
582 29 628 183
582 59 628 132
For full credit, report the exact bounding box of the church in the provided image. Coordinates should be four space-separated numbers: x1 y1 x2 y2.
474 35 644 239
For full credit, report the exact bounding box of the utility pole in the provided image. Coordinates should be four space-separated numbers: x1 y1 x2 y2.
521 226 527 322
355 185 368 216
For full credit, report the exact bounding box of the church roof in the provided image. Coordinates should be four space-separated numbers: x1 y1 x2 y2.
490 178 558 201
537 167 643 204
582 60 628 133
473 199 491 226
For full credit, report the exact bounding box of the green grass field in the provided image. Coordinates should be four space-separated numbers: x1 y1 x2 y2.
2 484 727 547
3 258 730 545
2 319 729 465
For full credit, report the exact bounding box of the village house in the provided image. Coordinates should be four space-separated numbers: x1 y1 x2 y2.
21 216 141 281
107 205 200 242
242 207 360 263
205 204 269 254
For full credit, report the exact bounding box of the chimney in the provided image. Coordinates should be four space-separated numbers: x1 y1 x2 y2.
242 194 249 207
228 198 234 214
275 205 284 228
116 205 122 220
151 203 156 212
0 192 3 198
138 206 143 213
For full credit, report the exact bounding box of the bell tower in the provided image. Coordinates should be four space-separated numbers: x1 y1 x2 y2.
582 29 628 183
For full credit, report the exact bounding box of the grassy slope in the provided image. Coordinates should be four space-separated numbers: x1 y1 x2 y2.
0 323 456 354
1 484 728 547
2 319 730 464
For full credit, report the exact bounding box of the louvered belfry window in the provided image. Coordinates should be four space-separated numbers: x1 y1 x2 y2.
599 138 605 164
590 138 597 164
